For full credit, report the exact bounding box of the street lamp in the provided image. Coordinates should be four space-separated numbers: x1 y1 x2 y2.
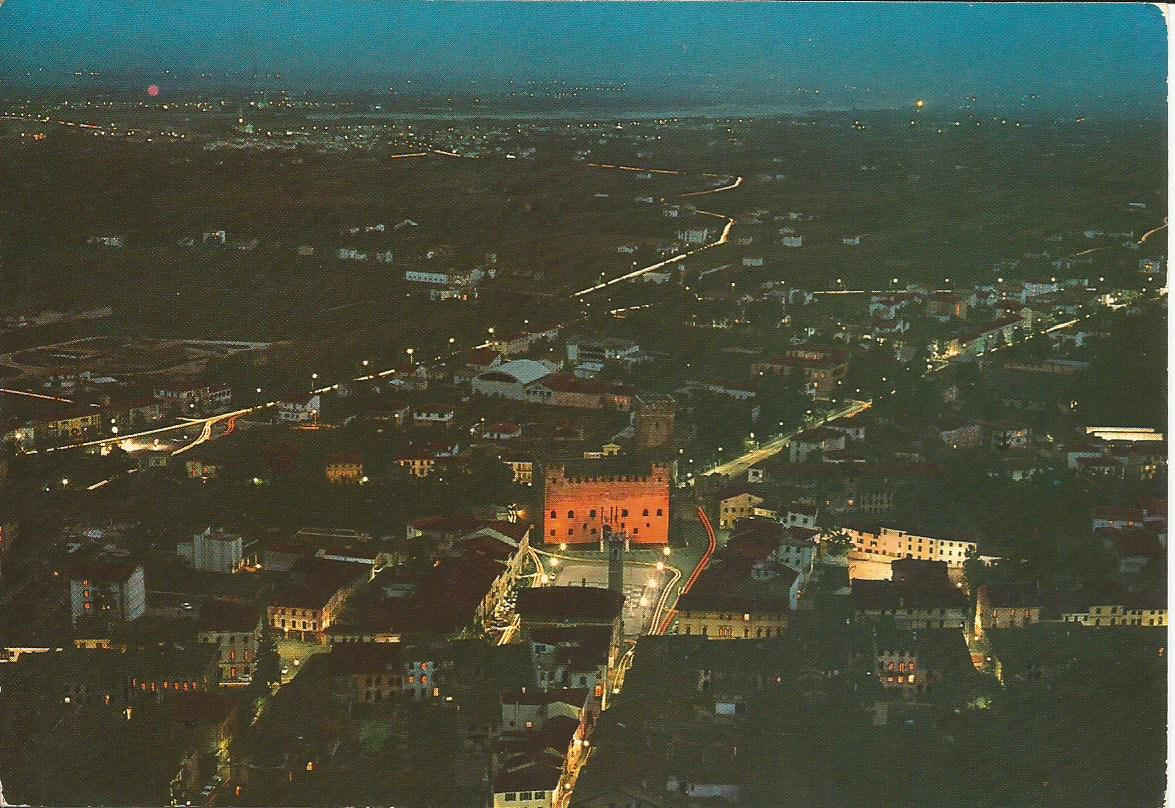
662 547 671 557
311 372 318 381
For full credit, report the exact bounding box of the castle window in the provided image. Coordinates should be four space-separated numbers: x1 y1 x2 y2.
656 509 663 516
550 510 557 519
622 509 629 517
568 528 575 536
589 509 597 518
567 510 575 519
642 509 649 517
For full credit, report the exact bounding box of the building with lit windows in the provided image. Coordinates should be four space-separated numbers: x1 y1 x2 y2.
267 558 365 641
673 593 791 639
325 455 364 484
874 627 973 696
541 459 670 545
838 522 977 569
197 599 262 685
68 554 146 628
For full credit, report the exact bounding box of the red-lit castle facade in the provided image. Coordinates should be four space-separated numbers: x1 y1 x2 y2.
542 460 671 546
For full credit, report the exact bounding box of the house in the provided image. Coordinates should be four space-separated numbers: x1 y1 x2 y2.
529 626 611 695
1056 590 1167 628
1097 527 1164 575
326 455 364 484
985 422 1031 450
516 587 626 674
267 558 366 642
874 627 974 697
483 422 523 441
673 592 791 639
742 256 765 267
788 427 847 463
197 600 262 685
782 235 804 248
276 394 320 423
851 579 969 630
784 506 819 531
412 404 456 427
938 420 983 449
841 235 862 246
67 552 146 629
974 583 1042 638
774 527 819 574
491 754 562 808
526 374 634 411
750 347 849 397
718 491 766 530
926 292 968 320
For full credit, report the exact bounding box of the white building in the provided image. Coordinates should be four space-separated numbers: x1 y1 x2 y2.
277 394 321 423
68 557 146 627
677 228 712 245
473 359 553 401
742 256 765 267
782 235 804 248
838 524 977 569
186 527 244 573
337 248 368 261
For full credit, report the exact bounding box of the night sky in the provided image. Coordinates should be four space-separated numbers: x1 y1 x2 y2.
0 2 1166 113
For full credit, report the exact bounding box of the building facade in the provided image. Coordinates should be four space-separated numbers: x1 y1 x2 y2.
542 460 670 545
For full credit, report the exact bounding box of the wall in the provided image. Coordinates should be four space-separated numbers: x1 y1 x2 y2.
543 465 670 545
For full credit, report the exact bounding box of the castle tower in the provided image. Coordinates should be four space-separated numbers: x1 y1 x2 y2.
633 393 676 450
606 525 625 595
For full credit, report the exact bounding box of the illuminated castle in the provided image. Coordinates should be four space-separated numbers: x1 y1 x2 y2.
541 458 671 546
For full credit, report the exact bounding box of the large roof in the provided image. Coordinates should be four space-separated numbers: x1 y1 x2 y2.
517 586 624 623
476 359 552 385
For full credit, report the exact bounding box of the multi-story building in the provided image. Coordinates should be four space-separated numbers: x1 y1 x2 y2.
38 407 103 445
851 579 969 630
839 523 977 569
276 394 320 423
68 555 146 628
788 427 848 463
181 527 243 573
1057 592 1167 628
197 599 262 685
717 491 767 530
517 586 626 676
503 456 535 486
926 292 969 320
542 459 670 545
750 347 849 398
673 593 790 639
973 584 1043 639
153 383 233 414
874 627 972 696
325 455 364 484
267 559 365 641
525 374 635 411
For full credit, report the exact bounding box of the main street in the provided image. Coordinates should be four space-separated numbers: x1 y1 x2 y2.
697 398 872 482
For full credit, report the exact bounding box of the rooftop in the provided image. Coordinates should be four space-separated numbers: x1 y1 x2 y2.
517 586 625 623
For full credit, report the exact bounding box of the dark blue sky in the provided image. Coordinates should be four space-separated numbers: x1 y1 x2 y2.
0 2 1166 111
